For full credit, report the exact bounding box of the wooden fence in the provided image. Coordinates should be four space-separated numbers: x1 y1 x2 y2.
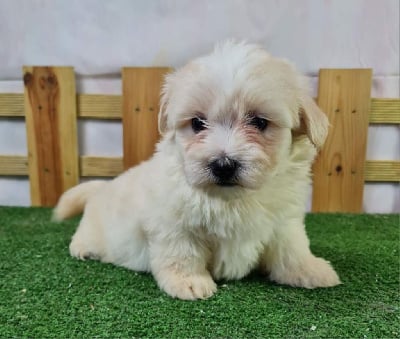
0 67 399 212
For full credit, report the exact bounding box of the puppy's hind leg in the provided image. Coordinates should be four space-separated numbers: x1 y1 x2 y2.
262 219 341 289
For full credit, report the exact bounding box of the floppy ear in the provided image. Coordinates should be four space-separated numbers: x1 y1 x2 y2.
298 96 330 149
158 80 170 135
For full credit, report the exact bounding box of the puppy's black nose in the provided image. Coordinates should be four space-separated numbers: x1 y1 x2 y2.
209 157 239 184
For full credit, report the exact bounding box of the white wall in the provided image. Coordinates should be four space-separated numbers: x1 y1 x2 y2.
0 0 399 212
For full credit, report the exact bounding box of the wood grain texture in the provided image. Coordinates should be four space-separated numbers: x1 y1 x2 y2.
312 69 372 212
80 156 123 177
77 94 122 119
369 98 400 124
0 93 24 117
364 160 400 182
122 67 172 169
23 66 79 206
0 155 28 175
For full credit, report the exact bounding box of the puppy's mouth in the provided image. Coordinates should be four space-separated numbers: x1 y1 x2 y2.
215 181 239 187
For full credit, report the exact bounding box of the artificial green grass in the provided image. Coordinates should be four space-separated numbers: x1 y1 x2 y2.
0 207 398 338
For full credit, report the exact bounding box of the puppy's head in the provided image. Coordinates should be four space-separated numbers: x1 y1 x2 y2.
159 41 328 190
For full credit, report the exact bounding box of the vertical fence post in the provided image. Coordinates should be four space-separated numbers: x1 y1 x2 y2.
312 69 372 212
122 67 171 170
23 66 79 206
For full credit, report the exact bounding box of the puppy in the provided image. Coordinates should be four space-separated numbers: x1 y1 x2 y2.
54 41 340 300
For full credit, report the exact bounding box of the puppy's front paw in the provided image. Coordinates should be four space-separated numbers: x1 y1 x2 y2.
157 271 217 300
69 239 100 261
270 256 341 289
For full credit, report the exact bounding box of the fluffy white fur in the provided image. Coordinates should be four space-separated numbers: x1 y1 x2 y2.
54 41 340 300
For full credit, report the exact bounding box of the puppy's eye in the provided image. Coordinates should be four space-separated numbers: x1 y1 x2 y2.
248 116 268 131
191 117 207 133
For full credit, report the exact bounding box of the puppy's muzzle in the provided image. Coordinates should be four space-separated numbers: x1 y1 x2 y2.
209 157 239 186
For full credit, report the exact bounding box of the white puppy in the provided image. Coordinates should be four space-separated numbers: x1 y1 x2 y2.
54 41 340 300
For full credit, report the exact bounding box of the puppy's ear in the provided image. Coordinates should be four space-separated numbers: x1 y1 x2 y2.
297 96 329 149
158 80 170 135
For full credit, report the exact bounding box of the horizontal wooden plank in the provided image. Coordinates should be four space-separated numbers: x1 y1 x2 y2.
0 93 398 123
0 155 28 175
1 156 398 182
0 93 123 119
77 94 122 119
369 98 400 124
80 156 123 177
0 93 24 117
78 96 399 123
80 159 399 182
0 155 123 177
364 160 400 182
